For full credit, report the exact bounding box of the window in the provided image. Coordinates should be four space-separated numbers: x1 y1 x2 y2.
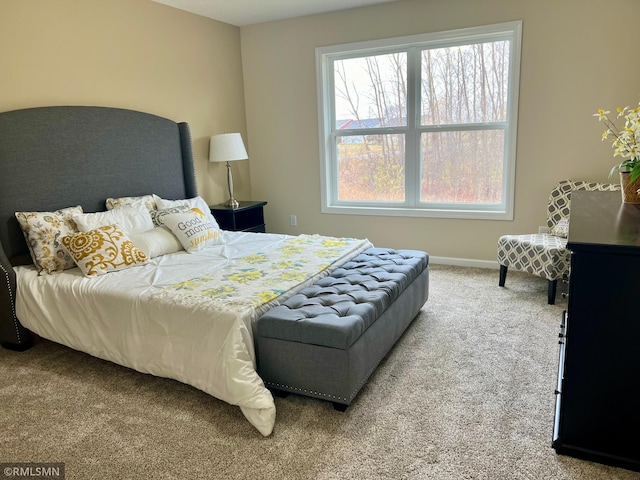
316 21 522 220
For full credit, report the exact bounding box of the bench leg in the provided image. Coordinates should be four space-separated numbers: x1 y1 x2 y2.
270 389 289 398
499 265 508 287
332 402 348 412
548 279 557 305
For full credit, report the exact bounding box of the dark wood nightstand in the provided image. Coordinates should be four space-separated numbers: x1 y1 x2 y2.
210 201 267 232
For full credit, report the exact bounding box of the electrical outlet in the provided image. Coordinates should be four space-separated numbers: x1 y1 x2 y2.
538 226 549 234
290 215 297 227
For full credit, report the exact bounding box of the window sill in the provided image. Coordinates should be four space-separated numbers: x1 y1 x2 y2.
321 204 513 220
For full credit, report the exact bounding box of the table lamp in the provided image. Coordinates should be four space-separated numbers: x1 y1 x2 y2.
209 133 248 209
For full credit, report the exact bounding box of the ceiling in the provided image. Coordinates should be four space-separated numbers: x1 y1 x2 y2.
151 0 397 27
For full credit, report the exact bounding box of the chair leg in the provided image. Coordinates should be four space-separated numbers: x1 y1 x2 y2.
548 279 557 305
499 265 508 287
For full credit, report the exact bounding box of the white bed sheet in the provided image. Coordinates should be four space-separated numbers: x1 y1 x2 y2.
15 231 371 436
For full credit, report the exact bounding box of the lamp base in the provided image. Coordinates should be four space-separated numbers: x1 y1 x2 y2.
223 161 240 209
224 198 240 209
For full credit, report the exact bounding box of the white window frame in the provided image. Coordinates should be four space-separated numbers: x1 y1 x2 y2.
316 21 522 220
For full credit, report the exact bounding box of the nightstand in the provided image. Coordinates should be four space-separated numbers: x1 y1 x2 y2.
210 201 267 233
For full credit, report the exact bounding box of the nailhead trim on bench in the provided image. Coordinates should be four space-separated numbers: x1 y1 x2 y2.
265 381 348 402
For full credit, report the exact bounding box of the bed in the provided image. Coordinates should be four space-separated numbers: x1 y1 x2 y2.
0 106 428 436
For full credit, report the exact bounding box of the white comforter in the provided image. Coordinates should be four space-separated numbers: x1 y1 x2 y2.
15 231 371 436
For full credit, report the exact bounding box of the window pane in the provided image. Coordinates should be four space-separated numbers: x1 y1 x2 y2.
421 130 504 204
337 134 405 202
334 53 407 129
421 41 510 125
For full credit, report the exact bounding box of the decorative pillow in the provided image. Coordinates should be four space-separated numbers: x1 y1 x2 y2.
61 224 148 277
162 209 224 253
154 195 220 229
150 205 191 227
74 205 153 236
15 206 83 275
105 194 157 212
551 218 569 238
129 226 183 258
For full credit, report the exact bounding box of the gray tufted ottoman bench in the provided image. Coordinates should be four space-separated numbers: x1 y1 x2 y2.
256 247 429 410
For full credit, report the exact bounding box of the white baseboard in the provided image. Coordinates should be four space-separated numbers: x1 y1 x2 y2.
429 256 499 269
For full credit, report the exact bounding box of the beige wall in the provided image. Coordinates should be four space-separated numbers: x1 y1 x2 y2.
3 0 638 264
0 0 250 205
241 0 640 263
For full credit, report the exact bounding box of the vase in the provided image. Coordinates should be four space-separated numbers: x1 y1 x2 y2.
619 171 640 204
615 203 640 245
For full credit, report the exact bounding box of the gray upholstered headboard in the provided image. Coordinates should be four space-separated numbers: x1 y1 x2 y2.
0 106 197 349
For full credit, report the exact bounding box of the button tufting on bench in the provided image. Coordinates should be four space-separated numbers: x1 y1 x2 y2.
257 248 428 350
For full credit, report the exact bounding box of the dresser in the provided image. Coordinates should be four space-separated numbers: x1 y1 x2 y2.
553 190 640 471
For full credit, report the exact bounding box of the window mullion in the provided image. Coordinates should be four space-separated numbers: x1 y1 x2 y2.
405 46 420 206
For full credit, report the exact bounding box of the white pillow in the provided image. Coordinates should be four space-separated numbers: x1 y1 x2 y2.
129 226 183 258
74 205 153 236
154 195 220 229
550 218 569 238
162 210 224 253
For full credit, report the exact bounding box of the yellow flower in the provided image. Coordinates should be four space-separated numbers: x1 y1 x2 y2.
594 98 640 181
280 245 304 256
242 253 267 264
273 260 305 269
322 238 347 248
255 290 281 304
172 277 211 291
316 249 344 258
278 271 309 282
201 285 237 298
226 269 264 284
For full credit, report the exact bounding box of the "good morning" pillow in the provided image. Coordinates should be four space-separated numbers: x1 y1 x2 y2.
162 209 224 253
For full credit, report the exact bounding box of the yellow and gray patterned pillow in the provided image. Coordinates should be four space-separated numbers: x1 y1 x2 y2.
61 224 148 277
105 194 157 212
15 206 83 275
162 210 224 253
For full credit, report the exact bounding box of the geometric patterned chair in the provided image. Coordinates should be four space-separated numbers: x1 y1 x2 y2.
497 180 621 304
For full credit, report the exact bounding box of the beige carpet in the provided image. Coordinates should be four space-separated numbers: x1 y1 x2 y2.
1 265 638 480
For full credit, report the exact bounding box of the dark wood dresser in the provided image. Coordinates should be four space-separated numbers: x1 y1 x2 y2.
553 190 640 471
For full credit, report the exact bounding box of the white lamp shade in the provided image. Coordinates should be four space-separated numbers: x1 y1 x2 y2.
209 133 248 163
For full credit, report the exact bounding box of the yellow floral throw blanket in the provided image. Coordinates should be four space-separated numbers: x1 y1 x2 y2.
156 234 372 317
